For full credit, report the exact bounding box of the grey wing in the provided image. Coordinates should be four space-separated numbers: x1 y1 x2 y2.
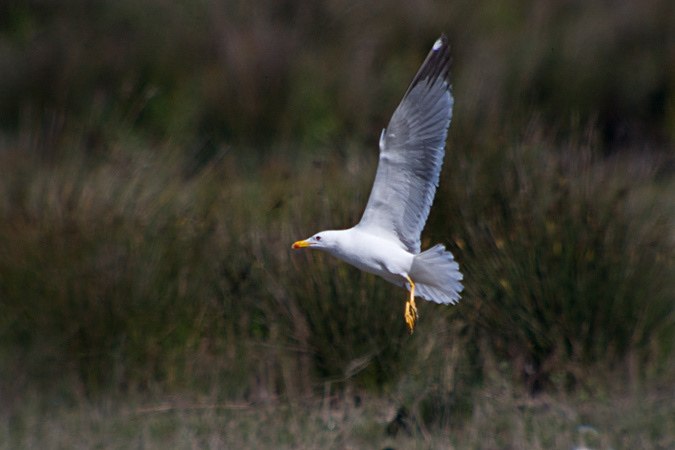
357 35 454 254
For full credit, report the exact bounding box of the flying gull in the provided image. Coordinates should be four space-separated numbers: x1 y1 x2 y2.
292 35 463 333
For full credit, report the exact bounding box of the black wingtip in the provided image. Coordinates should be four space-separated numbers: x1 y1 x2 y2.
406 34 452 94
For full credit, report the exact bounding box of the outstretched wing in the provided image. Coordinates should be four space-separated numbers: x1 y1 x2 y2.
357 36 454 254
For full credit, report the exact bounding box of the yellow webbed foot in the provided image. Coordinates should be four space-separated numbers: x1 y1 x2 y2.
404 277 418 334
404 297 418 333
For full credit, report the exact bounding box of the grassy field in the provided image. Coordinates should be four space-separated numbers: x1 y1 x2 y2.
1 0 674 448
3 372 674 449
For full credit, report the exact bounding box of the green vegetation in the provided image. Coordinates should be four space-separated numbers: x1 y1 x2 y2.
1 0 674 448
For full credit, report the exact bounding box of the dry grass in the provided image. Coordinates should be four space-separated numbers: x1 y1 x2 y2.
2 372 673 450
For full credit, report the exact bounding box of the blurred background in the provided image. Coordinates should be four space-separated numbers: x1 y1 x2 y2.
0 0 674 448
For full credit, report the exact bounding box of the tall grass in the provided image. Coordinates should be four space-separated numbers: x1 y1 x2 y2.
440 123 675 391
1 118 673 407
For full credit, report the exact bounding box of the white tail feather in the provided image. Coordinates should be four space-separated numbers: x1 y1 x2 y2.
409 244 463 304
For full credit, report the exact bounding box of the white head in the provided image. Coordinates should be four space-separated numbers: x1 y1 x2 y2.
292 230 341 252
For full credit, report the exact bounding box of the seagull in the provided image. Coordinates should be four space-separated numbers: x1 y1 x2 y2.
292 35 463 333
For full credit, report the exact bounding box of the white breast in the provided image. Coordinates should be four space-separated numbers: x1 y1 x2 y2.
326 227 415 286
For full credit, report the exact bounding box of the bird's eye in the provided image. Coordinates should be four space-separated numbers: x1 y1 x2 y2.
316 236 321 241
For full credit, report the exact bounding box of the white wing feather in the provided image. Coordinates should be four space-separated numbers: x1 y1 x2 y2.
357 36 454 254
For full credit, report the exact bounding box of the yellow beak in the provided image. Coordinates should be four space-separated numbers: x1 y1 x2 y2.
292 239 311 249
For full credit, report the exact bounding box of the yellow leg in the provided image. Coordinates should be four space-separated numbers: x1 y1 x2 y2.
404 276 418 334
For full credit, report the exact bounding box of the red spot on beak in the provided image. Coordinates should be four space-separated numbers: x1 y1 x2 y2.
292 239 310 249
